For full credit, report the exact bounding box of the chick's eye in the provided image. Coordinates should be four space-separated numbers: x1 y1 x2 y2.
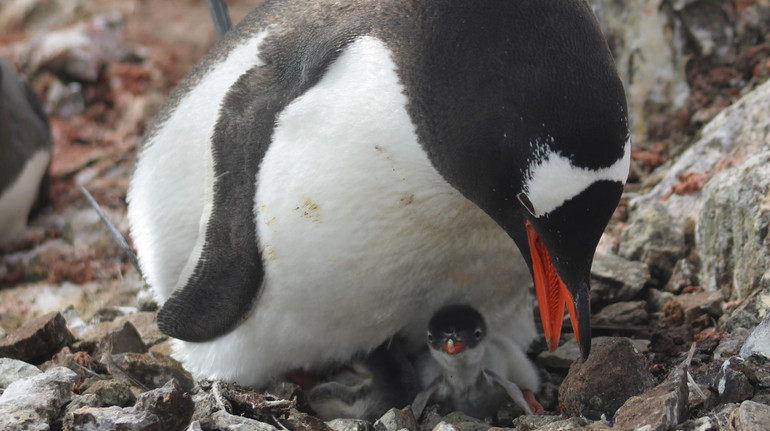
427 332 434 343
474 329 483 340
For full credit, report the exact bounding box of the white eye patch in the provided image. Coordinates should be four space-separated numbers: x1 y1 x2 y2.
522 138 631 217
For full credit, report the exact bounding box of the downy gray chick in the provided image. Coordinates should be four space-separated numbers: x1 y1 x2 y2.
412 305 543 419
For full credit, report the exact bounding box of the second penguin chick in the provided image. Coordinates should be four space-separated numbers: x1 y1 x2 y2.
412 305 542 419
308 338 420 421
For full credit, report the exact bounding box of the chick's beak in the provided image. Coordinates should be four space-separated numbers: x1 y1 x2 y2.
441 338 467 355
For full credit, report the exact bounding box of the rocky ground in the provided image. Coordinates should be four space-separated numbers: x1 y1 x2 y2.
1 0 770 430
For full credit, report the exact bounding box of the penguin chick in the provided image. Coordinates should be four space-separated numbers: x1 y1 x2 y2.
412 305 542 420
0 56 52 249
308 338 420 422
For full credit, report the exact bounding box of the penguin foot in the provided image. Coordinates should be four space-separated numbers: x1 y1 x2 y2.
285 369 316 390
523 390 543 414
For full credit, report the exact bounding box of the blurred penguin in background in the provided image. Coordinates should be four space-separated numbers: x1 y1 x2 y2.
0 56 52 250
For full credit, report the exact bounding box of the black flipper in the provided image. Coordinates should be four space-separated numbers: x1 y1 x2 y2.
483 368 533 415
155 22 351 342
411 377 440 419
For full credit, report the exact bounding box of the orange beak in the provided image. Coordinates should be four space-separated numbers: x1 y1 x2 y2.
526 221 582 352
441 338 467 354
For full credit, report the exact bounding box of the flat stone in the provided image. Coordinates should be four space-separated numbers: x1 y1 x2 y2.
740 313 770 359
510 415 591 430
81 378 136 407
648 288 676 313
613 366 689 431
509 413 567 430
327 418 375 431
558 337 656 420
374 406 418 431
64 379 194 431
618 203 686 284
590 253 650 303
714 328 750 359
0 358 41 394
592 301 649 326
78 311 167 348
195 410 278 431
677 291 724 327
697 150 770 305
728 400 770 431
96 321 148 356
0 312 75 363
432 411 488 431
108 351 194 392
536 417 589 431
432 422 461 431
664 259 699 294
0 367 77 431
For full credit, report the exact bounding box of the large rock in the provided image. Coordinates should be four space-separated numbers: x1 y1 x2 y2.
0 358 41 395
107 351 195 392
558 338 656 420
537 337 650 370
590 253 650 305
728 400 770 431
613 366 689 431
618 203 687 285
586 0 690 144
0 367 77 431
741 314 770 359
64 379 194 431
592 300 649 326
373 407 417 431
697 150 770 306
618 79 770 330
194 410 278 431
0 312 75 363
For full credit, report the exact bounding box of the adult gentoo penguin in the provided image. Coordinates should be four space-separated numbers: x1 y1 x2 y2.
127 0 630 387
0 56 52 249
412 305 542 419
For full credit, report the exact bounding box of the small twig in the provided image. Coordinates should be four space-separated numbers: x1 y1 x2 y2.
212 380 231 412
78 184 142 277
272 415 290 431
685 341 697 366
74 362 106 380
687 371 708 401
206 0 232 40
684 341 708 401
102 354 151 391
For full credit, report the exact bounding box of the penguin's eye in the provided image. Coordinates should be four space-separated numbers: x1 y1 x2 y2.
427 332 434 343
474 329 483 340
517 192 536 216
